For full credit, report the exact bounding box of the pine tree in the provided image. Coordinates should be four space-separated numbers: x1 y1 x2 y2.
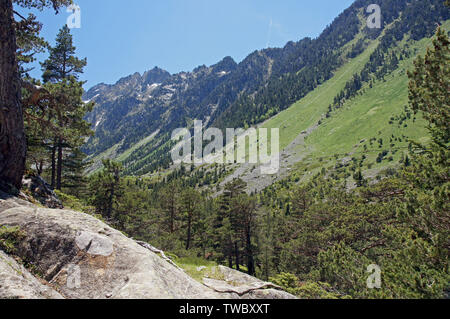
214 179 246 268
159 181 181 234
62 148 91 197
40 25 92 190
231 193 257 275
402 27 450 279
353 170 366 187
408 27 449 146
181 187 201 250
41 25 86 83
89 160 124 220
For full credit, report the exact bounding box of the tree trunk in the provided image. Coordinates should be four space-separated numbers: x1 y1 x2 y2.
170 197 175 233
51 139 56 188
56 138 63 190
107 186 115 219
0 0 26 192
264 246 269 281
185 214 192 250
227 238 233 268
246 227 255 276
37 160 42 175
234 242 240 271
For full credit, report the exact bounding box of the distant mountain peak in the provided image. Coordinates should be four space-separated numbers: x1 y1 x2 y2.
142 67 171 85
213 56 238 72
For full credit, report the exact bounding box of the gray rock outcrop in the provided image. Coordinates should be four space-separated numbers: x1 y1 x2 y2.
0 194 296 299
203 266 296 299
0 250 62 299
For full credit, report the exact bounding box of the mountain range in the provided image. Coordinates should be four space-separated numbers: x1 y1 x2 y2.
82 0 449 186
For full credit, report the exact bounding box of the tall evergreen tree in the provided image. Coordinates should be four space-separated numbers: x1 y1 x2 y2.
159 181 181 234
231 193 257 275
181 187 201 250
215 178 247 269
403 26 449 267
89 160 124 220
41 25 86 83
40 25 92 190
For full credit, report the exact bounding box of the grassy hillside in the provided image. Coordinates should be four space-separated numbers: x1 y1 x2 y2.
306 36 434 160
214 21 449 194
256 23 448 181
260 37 379 150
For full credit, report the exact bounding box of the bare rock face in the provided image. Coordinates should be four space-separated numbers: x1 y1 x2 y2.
0 206 221 299
0 250 62 299
0 190 35 212
0 195 296 299
203 266 296 299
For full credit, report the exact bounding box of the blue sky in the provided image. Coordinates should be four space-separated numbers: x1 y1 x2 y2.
18 0 355 89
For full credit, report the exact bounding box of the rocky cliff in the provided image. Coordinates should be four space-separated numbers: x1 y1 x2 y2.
0 191 295 299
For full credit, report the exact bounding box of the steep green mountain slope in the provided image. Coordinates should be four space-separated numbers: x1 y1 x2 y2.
306 39 432 163
275 34 440 184
219 24 448 192
261 36 380 151
218 32 381 192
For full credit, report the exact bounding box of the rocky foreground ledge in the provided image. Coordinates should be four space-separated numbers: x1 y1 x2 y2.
0 191 295 299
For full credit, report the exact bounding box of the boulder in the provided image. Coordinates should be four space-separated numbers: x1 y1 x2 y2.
0 195 296 299
0 250 62 299
203 266 297 299
0 190 35 213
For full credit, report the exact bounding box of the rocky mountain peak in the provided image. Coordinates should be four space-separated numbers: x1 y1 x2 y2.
142 67 171 86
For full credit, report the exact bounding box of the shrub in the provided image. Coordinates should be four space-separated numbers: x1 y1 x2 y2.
0 226 25 254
